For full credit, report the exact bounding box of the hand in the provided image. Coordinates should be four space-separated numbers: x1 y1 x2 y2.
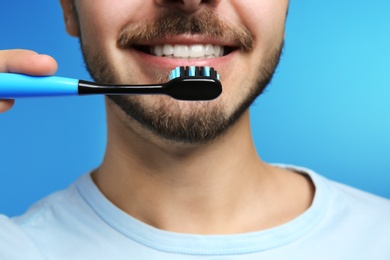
0 50 58 113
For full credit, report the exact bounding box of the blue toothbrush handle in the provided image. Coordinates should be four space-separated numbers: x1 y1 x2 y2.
0 73 79 98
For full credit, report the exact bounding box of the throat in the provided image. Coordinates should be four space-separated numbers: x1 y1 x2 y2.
94 110 314 234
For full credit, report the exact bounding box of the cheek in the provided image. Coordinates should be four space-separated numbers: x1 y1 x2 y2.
75 1 159 82
233 1 286 80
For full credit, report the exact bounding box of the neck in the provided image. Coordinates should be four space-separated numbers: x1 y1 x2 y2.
93 101 314 234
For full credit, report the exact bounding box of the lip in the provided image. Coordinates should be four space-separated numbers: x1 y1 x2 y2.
131 47 236 68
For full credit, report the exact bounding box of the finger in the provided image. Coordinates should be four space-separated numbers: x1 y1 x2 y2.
0 49 58 75
0 100 15 113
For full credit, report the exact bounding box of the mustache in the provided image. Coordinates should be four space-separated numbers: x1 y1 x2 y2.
117 9 254 52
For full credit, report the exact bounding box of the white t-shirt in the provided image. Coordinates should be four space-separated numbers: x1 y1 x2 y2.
1 165 390 259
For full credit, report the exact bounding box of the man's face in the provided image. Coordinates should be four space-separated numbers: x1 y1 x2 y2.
65 0 288 143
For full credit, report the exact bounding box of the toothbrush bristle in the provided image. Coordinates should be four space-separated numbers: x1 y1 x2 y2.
169 66 220 80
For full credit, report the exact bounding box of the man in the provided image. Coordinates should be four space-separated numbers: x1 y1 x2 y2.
1 0 389 259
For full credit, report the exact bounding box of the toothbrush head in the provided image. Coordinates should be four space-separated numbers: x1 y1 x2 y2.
165 66 222 101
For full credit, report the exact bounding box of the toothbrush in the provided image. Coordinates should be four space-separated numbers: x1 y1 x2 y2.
0 66 222 101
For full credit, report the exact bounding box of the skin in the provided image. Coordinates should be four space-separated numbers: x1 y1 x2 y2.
1 0 314 234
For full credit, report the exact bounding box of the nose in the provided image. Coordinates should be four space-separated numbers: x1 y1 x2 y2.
155 0 221 13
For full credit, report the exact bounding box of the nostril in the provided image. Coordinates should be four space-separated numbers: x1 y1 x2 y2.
155 0 220 13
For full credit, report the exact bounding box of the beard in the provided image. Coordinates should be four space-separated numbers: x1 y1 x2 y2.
78 9 283 144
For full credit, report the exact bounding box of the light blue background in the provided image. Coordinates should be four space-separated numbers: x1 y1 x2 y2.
1 1 389 217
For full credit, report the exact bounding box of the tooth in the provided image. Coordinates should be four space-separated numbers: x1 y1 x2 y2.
173 45 181 57
154 45 163 56
163 44 174 56
219 47 224 56
205 44 214 56
173 45 189 58
190 44 205 58
213 45 221 57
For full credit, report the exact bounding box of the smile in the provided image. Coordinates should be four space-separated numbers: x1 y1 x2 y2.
133 44 235 59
